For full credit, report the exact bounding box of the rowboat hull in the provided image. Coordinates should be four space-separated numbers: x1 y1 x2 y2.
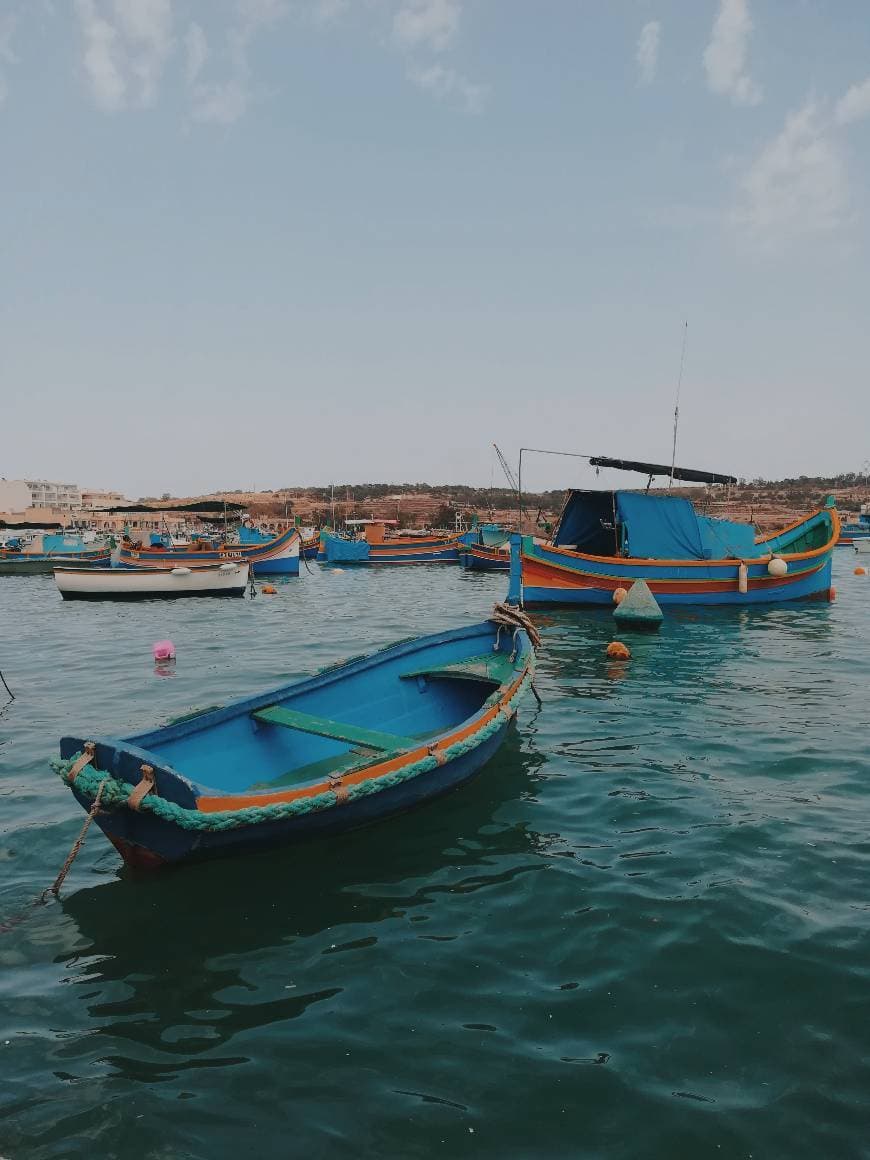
55 617 534 868
118 527 300 576
461 544 510 572
0 550 111 575
510 505 838 607
55 563 248 600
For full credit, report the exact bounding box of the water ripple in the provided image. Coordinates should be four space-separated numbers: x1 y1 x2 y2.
1 560 869 1157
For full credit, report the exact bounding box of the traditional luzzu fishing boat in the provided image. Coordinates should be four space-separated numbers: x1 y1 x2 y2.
0 533 111 575
54 562 249 601
508 458 839 608
321 520 463 565
53 608 538 869
117 525 300 576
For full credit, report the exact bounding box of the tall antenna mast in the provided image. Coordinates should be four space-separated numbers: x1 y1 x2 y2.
669 320 688 492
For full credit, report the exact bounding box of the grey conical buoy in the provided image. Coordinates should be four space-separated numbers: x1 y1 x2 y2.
613 578 663 631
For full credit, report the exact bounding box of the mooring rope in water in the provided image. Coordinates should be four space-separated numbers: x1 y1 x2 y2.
0 667 14 701
43 778 108 899
0 778 107 935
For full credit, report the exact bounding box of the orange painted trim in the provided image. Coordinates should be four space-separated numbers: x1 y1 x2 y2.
521 554 825 593
195 667 528 813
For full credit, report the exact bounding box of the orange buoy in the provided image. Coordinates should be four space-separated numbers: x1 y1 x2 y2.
606 641 631 660
854 567 866 576
612 587 628 605
262 584 277 594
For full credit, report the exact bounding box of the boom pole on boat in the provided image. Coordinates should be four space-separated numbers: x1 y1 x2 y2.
669 320 688 492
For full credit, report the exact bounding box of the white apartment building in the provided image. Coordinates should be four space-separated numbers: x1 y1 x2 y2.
24 479 83 510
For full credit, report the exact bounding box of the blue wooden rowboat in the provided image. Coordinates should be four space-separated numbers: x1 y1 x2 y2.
54 609 537 869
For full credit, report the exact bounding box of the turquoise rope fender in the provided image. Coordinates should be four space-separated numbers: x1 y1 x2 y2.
50 671 534 833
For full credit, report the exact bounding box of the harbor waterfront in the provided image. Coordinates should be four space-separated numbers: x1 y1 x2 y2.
1 558 869 1157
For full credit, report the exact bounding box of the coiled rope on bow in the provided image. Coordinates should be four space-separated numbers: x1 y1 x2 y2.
489 602 542 651
489 602 543 704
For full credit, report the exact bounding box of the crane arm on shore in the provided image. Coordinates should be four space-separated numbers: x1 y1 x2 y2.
493 443 520 494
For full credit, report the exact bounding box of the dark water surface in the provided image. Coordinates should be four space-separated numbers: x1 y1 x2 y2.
1 560 868 1158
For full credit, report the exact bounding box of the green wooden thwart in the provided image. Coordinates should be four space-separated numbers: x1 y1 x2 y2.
252 705 415 753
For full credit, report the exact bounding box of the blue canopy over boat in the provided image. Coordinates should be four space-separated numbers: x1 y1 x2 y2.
554 490 764 561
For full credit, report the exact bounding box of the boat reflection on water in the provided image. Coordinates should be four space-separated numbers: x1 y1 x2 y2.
55 730 546 1080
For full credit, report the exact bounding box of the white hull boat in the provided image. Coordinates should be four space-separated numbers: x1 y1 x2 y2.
854 539 870 555
54 562 249 601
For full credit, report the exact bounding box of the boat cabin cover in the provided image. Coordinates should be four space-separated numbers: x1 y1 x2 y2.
553 490 763 561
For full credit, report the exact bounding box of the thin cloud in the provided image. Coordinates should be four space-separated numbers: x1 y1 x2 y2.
188 0 288 126
393 0 461 53
704 0 761 107
735 99 847 239
835 76 870 126
636 20 660 85
184 21 208 87
407 62 487 113
74 0 174 112
0 10 17 107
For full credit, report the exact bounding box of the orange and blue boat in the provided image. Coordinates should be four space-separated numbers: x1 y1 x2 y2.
460 542 511 572
321 521 463 565
507 461 838 608
118 526 300 576
240 523 320 559
53 610 536 869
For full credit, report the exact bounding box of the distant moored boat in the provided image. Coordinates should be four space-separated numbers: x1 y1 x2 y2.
54 562 249 600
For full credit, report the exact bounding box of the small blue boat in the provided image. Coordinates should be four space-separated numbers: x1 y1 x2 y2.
240 523 320 559
460 542 511 572
837 505 870 546
321 525 462 565
0 532 111 575
54 610 537 869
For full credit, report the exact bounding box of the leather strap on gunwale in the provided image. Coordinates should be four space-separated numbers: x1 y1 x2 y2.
128 764 156 810
67 742 96 784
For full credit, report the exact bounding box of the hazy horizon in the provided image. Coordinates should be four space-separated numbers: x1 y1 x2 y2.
4 1 870 497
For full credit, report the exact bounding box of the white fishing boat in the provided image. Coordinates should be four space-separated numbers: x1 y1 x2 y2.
854 539 870 555
54 562 249 601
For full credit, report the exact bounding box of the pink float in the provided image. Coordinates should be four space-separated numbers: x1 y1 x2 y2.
152 640 176 661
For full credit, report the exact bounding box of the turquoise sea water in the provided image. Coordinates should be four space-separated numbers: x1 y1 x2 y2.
1 558 868 1159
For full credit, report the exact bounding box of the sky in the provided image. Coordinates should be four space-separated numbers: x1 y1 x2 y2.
2 0 870 498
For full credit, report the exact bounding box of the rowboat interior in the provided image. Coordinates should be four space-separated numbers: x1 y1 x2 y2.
119 624 525 797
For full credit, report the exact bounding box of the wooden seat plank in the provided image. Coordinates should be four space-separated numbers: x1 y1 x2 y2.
252 705 415 753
